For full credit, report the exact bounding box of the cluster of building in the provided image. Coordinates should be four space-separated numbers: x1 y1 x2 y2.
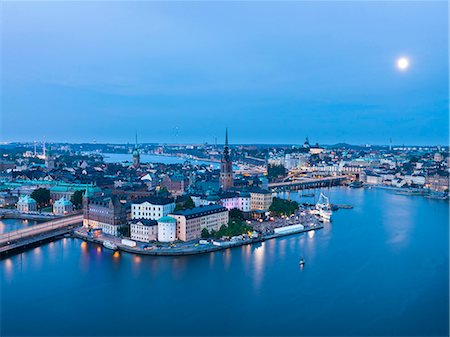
80 130 273 243
1 133 447 244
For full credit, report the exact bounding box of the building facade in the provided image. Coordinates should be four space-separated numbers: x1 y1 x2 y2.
160 175 188 196
130 219 158 242
131 197 175 220
83 195 128 236
53 197 74 215
157 216 177 242
218 191 251 212
170 205 229 242
250 189 273 211
17 195 37 212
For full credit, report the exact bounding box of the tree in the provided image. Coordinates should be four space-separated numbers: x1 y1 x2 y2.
174 196 195 211
201 228 210 238
117 225 130 237
267 164 287 181
158 187 169 196
269 197 299 216
184 196 195 209
31 188 51 207
229 208 244 221
71 190 84 209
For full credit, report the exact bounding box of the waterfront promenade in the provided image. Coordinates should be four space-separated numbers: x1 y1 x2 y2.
74 223 324 256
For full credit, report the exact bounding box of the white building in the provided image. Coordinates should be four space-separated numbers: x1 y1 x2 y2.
157 216 177 242
365 174 383 185
130 219 158 242
53 197 74 215
219 192 251 212
131 197 175 220
402 175 426 186
17 195 37 213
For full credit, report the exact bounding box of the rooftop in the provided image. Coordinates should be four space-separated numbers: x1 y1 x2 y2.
158 216 176 223
170 204 227 219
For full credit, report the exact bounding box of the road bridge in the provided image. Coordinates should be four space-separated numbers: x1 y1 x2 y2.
0 214 83 255
269 176 347 191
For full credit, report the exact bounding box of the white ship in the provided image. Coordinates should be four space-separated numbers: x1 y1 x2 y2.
103 240 118 250
316 193 332 221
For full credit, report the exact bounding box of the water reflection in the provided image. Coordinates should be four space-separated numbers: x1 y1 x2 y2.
382 194 415 250
223 249 231 270
3 258 13 281
253 243 265 292
209 251 215 269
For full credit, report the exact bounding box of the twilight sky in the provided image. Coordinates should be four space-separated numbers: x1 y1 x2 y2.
1 1 448 145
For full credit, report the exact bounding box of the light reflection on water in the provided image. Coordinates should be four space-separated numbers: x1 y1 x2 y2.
1 187 448 336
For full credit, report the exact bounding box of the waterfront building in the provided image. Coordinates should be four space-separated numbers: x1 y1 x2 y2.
16 195 37 212
425 173 449 192
130 219 158 242
0 192 18 207
131 197 175 220
249 188 273 211
83 195 128 236
53 197 73 215
365 173 383 185
170 204 229 241
219 129 234 190
157 216 177 242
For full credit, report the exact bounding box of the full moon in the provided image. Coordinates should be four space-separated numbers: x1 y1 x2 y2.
397 57 410 71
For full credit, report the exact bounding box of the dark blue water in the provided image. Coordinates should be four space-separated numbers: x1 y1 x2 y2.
1 188 448 336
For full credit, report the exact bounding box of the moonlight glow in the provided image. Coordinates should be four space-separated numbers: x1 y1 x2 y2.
397 57 410 71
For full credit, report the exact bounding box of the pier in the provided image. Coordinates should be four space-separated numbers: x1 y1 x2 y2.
269 176 347 191
0 214 83 255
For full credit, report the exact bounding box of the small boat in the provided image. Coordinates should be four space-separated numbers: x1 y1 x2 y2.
299 258 305 266
349 181 363 188
103 240 118 250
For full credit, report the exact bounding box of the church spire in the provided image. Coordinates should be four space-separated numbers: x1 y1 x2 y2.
223 128 230 160
225 128 228 147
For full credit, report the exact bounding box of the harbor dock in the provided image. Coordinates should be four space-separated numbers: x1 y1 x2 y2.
73 223 324 256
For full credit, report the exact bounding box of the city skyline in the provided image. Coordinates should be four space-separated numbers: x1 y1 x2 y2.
1 1 448 145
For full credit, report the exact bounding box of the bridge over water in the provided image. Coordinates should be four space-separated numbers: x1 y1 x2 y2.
268 176 348 191
0 214 83 255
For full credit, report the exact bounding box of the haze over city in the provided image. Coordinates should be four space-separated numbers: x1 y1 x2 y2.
1 1 448 145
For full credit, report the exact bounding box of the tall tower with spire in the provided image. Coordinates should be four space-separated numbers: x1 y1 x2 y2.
219 128 234 190
132 132 140 168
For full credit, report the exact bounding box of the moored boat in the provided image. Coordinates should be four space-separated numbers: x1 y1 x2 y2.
103 240 118 250
316 193 333 221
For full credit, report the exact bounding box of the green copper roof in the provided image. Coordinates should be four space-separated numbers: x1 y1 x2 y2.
158 216 176 223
